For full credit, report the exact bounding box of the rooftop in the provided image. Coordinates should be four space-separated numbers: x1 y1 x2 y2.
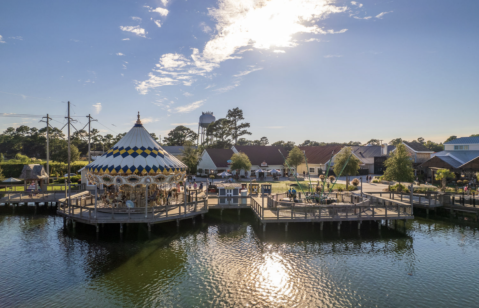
204 148 234 168
233 146 288 166
444 136 479 145
298 145 344 164
403 141 434 152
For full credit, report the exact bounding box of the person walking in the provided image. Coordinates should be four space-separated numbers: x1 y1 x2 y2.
194 182 197 190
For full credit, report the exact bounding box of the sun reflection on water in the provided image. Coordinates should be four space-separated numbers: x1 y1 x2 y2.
255 252 294 304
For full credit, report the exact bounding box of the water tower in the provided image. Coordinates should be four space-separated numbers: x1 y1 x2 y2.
198 111 215 145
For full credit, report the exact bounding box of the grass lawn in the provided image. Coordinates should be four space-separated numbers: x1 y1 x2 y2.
0 185 79 192
248 180 351 194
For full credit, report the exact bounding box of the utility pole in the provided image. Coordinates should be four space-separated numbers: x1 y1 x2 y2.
41 114 52 178
86 114 97 164
66 102 72 205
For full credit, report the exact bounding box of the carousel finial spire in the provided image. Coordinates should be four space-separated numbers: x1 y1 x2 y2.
136 111 142 124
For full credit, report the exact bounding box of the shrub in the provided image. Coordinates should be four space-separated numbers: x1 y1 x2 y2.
209 175 215 179
56 175 81 183
372 180 380 183
337 187 343 192
462 180 469 185
329 175 335 183
351 178 360 186
457 180 463 185
319 174 325 180
347 186 356 191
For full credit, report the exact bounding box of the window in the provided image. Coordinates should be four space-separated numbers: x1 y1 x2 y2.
454 145 469 150
310 168 315 172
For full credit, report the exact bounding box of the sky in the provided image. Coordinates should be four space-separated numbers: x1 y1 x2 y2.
0 0 478 145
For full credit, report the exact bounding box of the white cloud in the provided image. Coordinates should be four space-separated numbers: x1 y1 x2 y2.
136 73 176 94
161 0 169 6
9 36 23 40
273 50 286 53
122 38 130 41
214 82 240 93
116 52 124 56
154 20 162 27
120 25 147 37
136 0 347 94
353 16 372 20
0 35 4 43
200 22 212 33
305 38 321 42
205 84 215 89
132 16 142 21
376 11 392 19
146 6 169 16
93 103 102 114
324 54 342 58
174 100 205 113
233 67 263 77
183 92 193 96
350 1 363 7
141 117 159 124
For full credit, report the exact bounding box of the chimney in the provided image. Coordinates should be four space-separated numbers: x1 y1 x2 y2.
382 143 388 156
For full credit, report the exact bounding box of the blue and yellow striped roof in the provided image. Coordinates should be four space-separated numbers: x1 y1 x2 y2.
87 116 186 175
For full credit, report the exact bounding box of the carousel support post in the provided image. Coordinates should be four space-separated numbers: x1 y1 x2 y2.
145 184 148 218
94 185 98 219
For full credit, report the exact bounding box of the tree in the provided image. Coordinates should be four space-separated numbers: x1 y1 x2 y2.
0 153 4 162
272 140 295 151
259 136 269 146
435 169 455 191
0 164 4 180
417 137 425 144
206 119 232 148
237 138 250 146
300 140 320 146
230 152 252 176
149 133 159 142
180 142 199 174
163 125 198 146
444 136 457 143
226 107 251 144
383 144 414 187
389 138 403 146
424 140 444 152
333 147 361 188
364 139 381 146
471 134 479 137
51 141 80 163
286 147 305 175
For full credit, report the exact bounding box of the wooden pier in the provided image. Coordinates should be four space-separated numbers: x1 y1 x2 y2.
2 189 416 233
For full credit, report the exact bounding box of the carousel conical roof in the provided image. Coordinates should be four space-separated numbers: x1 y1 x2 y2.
88 113 187 175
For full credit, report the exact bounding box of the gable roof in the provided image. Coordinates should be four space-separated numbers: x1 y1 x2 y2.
298 145 344 164
403 141 434 152
351 145 395 158
434 150 479 165
19 164 48 179
419 155 462 170
445 136 479 145
204 148 234 168
233 146 288 166
162 146 197 156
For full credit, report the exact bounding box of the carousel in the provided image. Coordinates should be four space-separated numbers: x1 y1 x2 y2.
85 113 187 213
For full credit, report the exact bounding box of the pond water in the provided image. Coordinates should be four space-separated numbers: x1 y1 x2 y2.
1 209 478 307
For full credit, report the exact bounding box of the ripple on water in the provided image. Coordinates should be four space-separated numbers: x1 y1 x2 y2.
0 214 479 307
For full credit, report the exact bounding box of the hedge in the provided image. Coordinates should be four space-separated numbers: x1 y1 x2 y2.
0 162 86 178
